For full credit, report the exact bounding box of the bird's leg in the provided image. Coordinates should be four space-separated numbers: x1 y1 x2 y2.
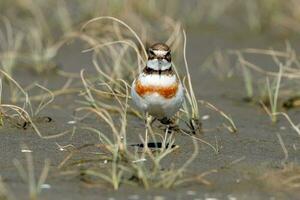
159 117 172 125
159 117 178 134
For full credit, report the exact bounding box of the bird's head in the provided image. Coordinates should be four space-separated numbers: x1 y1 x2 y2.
146 43 172 72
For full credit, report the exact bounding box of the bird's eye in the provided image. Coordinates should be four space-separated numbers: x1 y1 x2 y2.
166 52 171 56
149 49 155 56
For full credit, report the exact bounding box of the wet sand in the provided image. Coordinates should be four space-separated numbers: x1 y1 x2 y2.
1 29 300 200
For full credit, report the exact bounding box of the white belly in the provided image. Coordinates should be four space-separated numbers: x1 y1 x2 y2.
131 76 184 119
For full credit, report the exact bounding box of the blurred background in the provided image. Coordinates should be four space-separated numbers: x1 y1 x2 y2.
1 0 300 71
2 0 300 36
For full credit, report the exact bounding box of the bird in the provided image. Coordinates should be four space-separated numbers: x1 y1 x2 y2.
131 43 184 126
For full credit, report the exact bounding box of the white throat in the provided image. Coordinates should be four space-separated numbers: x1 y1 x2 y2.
147 59 171 71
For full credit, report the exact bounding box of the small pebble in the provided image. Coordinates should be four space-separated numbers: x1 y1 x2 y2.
201 115 210 120
67 120 76 124
21 149 32 153
40 184 51 189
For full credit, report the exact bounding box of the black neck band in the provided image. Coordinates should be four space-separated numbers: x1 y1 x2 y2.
143 66 173 75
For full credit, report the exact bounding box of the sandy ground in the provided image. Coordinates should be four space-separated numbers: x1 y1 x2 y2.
1 29 300 200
